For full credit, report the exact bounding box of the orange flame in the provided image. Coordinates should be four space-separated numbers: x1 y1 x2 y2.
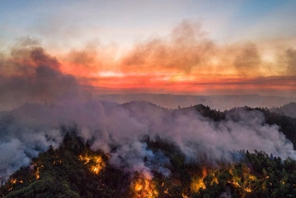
228 167 255 193
35 168 40 179
132 176 158 198
79 154 105 175
190 167 207 192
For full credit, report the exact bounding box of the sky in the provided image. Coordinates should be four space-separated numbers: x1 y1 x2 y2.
0 0 296 98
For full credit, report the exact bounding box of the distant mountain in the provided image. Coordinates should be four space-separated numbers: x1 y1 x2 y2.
98 93 296 110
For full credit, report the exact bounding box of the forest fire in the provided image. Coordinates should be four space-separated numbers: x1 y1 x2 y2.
191 177 206 192
190 167 219 193
228 166 256 193
132 175 158 198
35 166 41 180
10 178 23 184
29 162 43 180
10 179 16 184
79 154 105 175
189 165 257 195
1 100 296 197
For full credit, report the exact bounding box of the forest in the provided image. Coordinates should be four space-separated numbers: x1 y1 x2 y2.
1 102 296 198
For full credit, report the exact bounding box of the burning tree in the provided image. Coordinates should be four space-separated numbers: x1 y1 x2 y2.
131 172 158 198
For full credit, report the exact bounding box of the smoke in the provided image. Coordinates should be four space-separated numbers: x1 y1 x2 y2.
119 20 295 80
233 43 261 76
121 21 215 74
0 100 295 182
285 48 296 75
0 107 63 180
0 38 90 110
109 141 156 179
55 20 296 97
0 23 296 182
1 23 296 112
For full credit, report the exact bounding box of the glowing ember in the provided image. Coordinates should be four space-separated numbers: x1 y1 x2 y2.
53 159 62 165
229 180 241 188
10 178 23 185
211 176 219 185
245 187 252 193
191 177 206 192
10 179 16 184
202 167 207 178
79 155 91 164
228 167 256 194
248 174 256 181
79 154 105 175
35 168 40 179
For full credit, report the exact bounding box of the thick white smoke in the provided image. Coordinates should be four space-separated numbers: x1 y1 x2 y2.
0 100 295 182
0 107 63 182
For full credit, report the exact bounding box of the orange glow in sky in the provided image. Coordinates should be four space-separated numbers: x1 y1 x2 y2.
55 24 296 96
1 1 296 97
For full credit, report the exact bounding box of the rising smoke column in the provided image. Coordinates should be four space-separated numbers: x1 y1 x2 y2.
0 38 90 110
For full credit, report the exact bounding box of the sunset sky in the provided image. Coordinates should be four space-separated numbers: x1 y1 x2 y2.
1 0 296 97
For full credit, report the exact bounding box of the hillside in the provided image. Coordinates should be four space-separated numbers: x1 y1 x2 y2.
271 102 296 118
0 101 296 197
1 131 296 198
